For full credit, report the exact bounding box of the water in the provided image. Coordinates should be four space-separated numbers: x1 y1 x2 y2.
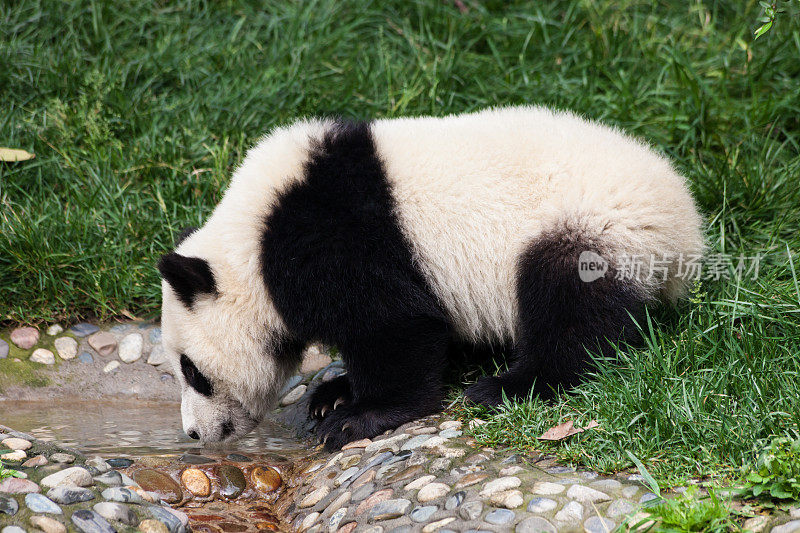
0 400 305 457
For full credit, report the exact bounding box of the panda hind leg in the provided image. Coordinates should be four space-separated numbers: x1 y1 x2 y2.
315 315 449 451
466 233 649 407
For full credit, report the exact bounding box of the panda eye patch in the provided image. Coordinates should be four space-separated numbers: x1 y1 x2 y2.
180 354 214 397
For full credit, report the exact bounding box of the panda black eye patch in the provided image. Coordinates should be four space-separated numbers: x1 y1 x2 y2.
180 354 214 397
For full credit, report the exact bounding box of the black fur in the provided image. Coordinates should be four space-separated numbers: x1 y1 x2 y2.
180 353 214 397
465 232 648 406
158 252 217 308
176 227 198 246
260 121 449 450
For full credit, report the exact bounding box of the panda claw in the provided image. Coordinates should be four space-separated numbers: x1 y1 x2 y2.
341 422 351 432
320 405 329 418
333 398 344 410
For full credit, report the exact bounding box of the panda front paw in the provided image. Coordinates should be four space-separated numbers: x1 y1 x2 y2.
315 405 380 451
308 375 352 420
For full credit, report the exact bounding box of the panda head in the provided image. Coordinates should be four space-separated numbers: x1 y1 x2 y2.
157 227 300 443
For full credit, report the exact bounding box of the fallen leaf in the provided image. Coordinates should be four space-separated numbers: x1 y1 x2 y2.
0 148 35 162
538 419 599 441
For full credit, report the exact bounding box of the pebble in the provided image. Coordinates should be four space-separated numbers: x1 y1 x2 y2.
78 351 94 363
773 521 800 533
118 333 143 362
639 492 658 504
368 499 412 521
417 482 449 502
2 449 26 461
584 516 616 533
459 500 483 521
101 487 144 504
422 518 456 532
430 458 451 472
621 486 639 499
401 435 433 451
31 348 55 364
50 452 75 464
479 476 521 497
365 434 410 454
181 468 211 496
499 465 524 476
47 486 95 504
179 453 213 464
149 328 162 344
106 457 133 468
93 471 123 486
328 507 348 531
2 437 32 450
300 486 330 508
226 453 251 462
0 494 19 515
340 454 361 470
46 324 64 336
590 479 622 491
555 501 583 523
485 508 516 525
301 512 320 531
86 456 110 473
139 519 170 533
147 344 167 365
335 466 360 487
2 527 26 533
280 384 307 405
455 472 488 489
444 491 465 510
491 489 524 509
71 323 100 337
103 361 120 373
0 477 39 493
547 466 575 474
93 501 139 525
11 326 39 349
0 339 7 358
71 508 115 533
517 517 557 533
88 332 117 356
300 345 332 373
606 499 636 518
528 497 558 513
41 466 93 487
342 439 371 450
146 504 186 533
24 493 62 514
532 481 566 495
438 428 462 439
30 515 67 533
133 468 183 503
22 455 47 467
356 488 393 515
216 464 246 499
567 484 612 503
251 466 282 493
405 475 436 491
410 505 438 522
743 516 770 532
322 367 346 382
54 337 78 360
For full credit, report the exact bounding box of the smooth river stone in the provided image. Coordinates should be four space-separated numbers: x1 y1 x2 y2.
88 332 117 356
133 468 183 503
71 323 100 337
106 458 133 468
31 348 55 365
0 339 8 358
71 509 115 533
215 465 246 499
47 486 95 505
0 477 40 493
118 333 143 363
54 336 78 360
30 515 67 533
181 468 211 497
25 493 64 514
0 494 18 515
251 466 281 493
101 487 143 504
41 466 93 488
146 504 186 533
179 454 214 465
22 455 48 467
93 501 139 525
11 326 39 349
1 437 32 450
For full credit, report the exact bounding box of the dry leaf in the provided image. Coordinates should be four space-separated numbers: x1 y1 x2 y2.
0 148 35 162
538 419 599 441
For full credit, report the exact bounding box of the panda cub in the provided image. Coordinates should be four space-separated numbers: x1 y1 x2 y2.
158 106 704 450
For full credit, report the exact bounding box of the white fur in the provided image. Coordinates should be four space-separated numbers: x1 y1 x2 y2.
160 106 704 439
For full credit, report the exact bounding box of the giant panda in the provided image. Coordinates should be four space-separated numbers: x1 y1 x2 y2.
158 106 704 450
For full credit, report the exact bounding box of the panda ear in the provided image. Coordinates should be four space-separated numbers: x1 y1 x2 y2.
175 227 198 246
158 252 217 308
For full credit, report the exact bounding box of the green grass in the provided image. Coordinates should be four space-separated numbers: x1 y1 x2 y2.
2 0 800 482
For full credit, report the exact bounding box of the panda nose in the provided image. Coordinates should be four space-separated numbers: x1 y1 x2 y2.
187 429 200 440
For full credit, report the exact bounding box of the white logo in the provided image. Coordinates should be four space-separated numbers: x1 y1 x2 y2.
578 251 608 282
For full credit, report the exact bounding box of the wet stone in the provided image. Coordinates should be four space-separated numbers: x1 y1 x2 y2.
528 497 558 513
0 495 19 516
251 466 281 493
445 490 465 510
485 508 516 525
517 517 557 533
279 375 303 396
106 457 133 468
30 515 67 533
181 468 211 497
25 493 62 513
94 471 123 486
368 499 412 521
179 453 214 465
71 323 100 337
47 486 95 504
133 468 183 503
281 384 307 405
0 477 39 493
227 453 252 462
78 351 94 364
11 326 39 349
215 465 246 499
147 504 186 533
101 487 143 504
88 332 117 356
94 501 139 525
410 505 438 522
584 516 616 533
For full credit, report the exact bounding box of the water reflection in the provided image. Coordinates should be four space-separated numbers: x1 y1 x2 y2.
0 400 304 457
